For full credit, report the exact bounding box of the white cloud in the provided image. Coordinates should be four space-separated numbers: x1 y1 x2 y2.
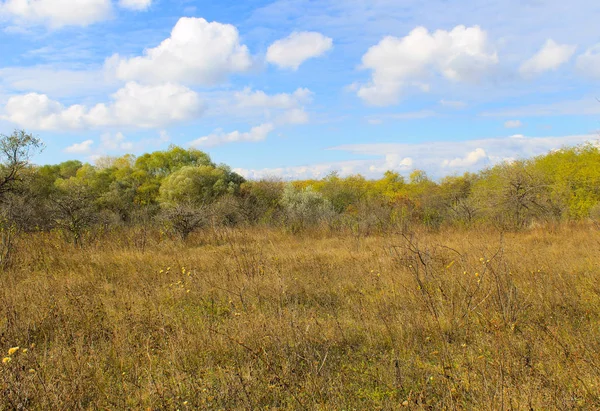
576 44 600 79
190 123 275 148
357 25 498 106
266 31 333 70
235 160 370 180
0 66 114 98
3 82 203 130
519 39 576 77
118 0 151 11
233 87 312 109
368 154 413 173
442 148 487 167
275 108 309 125
234 155 413 181
333 134 596 177
504 120 523 128
0 0 112 28
108 17 252 86
100 131 130 150
64 130 171 159
64 139 94 154
218 87 312 126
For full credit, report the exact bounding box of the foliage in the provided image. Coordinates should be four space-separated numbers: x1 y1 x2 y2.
280 184 335 231
159 165 244 206
0 130 44 198
5 133 600 239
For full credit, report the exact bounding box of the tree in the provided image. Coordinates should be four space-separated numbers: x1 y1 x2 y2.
160 202 209 240
159 165 244 206
439 173 479 224
280 185 335 231
50 178 99 246
0 131 43 268
239 178 285 223
133 146 216 204
472 160 555 228
135 146 214 178
0 130 43 198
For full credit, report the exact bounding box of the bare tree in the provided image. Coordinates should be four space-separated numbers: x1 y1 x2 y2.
161 202 209 240
50 180 99 246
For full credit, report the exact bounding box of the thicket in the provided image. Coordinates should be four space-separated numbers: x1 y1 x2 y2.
2 129 600 248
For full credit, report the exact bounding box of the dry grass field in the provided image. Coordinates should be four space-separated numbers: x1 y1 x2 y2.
1 224 599 409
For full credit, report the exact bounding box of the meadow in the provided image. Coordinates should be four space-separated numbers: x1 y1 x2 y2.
1 223 599 410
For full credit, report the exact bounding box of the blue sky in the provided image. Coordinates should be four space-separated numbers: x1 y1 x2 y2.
0 0 599 179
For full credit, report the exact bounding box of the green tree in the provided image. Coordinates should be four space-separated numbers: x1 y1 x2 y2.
159 165 244 206
133 146 215 204
472 160 555 228
0 130 44 198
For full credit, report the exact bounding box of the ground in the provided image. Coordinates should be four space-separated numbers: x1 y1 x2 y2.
1 224 599 409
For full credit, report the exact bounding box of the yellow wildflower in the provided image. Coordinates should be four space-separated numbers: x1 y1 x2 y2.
8 347 19 356
2 357 10 364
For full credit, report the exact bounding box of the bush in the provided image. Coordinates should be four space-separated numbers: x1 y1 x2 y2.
280 185 335 231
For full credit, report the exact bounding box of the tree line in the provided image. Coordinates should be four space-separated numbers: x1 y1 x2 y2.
1 130 600 247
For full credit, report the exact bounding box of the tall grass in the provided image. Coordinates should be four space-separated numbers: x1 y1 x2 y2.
0 224 599 409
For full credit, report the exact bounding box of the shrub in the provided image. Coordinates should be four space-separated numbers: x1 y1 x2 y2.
280 184 335 231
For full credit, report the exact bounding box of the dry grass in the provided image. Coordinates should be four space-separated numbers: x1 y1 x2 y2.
1 224 599 410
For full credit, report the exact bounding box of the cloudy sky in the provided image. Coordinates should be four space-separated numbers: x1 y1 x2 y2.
0 0 599 179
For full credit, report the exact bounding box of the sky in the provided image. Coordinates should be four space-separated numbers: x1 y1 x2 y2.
0 0 599 180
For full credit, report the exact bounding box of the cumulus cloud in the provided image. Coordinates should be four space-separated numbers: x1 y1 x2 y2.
190 123 275 148
3 82 203 130
368 154 413 173
228 87 312 126
108 17 252 86
576 44 600 79
0 0 112 28
266 31 333 70
64 130 170 160
442 148 487 167
519 39 576 77
504 120 523 128
118 0 151 10
100 131 131 150
357 25 498 106
64 139 94 154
